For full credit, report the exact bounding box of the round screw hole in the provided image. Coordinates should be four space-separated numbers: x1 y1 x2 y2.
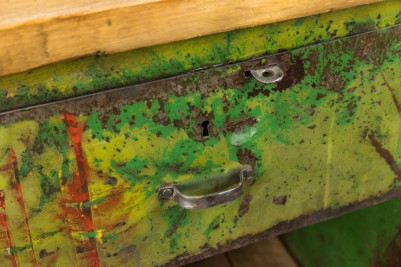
262 71 274 78
201 120 209 137
244 70 252 77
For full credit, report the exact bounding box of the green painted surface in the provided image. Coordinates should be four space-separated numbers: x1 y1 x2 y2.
0 24 400 266
283 197 401 267
0 0 400 112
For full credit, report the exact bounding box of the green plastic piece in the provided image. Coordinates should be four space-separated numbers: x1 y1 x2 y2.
283 197 401 267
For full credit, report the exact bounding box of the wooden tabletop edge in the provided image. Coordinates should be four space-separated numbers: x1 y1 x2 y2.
0 0 384 77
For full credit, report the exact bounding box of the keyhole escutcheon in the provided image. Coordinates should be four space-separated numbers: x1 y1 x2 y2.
201 120 209 137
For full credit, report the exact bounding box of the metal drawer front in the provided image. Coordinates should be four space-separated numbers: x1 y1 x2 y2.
0 25 400 266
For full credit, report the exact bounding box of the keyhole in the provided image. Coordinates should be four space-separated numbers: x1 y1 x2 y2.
201 120 209 137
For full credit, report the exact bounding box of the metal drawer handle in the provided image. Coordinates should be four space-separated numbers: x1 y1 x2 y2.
250 65 284 84
157 167 253 210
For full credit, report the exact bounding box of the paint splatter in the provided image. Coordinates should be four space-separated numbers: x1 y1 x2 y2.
62 112 100 267
0 190 17 267
9 148 37 265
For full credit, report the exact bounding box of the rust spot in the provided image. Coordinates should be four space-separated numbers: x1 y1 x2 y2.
237 148 257 168
114 221 126 228
39 172 60 198
39 248 57 259
238 193 253 217
345 20 375 36
225 117 258 133
380 72 401 113
76 245 93 254
376 228 401 267
369 133 401 183
116 162 127 167
316 93 326 100
104 175 118 186
273 195 287 205
322 63 346 92
306 50 320 75
221 94 232 113
113 245 136 257
152 111 170 126
276 55 305 91
166 210 187 238
0 190 5 210
186 167 202 174
164 162 185 172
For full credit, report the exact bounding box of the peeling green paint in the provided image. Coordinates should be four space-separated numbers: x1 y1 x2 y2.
0 23 400 266
0 0 400 112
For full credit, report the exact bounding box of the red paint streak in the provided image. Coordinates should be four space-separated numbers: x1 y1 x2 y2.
0 190 17 267
9 148 37 265
10 149 29 214
62 113 99 267
62 113 89 203
0 191 5 210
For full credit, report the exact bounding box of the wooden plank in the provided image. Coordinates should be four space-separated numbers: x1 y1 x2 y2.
226 238 298 267
0 0 382 76
185 254 232 267
184 237 297 267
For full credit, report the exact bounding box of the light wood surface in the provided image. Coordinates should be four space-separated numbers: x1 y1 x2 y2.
0 0 382 76
185 237 298 267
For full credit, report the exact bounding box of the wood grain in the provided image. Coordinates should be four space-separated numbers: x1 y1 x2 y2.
184 237 298 267
0 0 382 76
226 238 298 267
184 254 232 267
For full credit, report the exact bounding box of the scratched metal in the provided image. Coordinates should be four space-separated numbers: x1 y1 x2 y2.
0 0 400 112
0 25 401 266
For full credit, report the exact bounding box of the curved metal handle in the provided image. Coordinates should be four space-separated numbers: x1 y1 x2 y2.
250 65 284 84
157 167 253 209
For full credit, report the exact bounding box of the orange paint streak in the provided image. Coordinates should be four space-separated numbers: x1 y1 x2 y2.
0 191 5 210
62 112 99 267
0 190 17 267
9 149 37 265
62 113 89 203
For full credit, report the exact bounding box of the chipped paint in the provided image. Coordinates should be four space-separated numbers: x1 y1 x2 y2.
0 23 400 266
0 1 400 112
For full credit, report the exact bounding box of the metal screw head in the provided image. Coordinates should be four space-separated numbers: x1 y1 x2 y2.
158 187 174 200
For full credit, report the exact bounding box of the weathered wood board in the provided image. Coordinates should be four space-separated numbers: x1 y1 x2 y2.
0 0 383 76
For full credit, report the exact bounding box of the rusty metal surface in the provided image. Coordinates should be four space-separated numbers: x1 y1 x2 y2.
0 24 400 266
0 0 400 112
168 188 401 266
